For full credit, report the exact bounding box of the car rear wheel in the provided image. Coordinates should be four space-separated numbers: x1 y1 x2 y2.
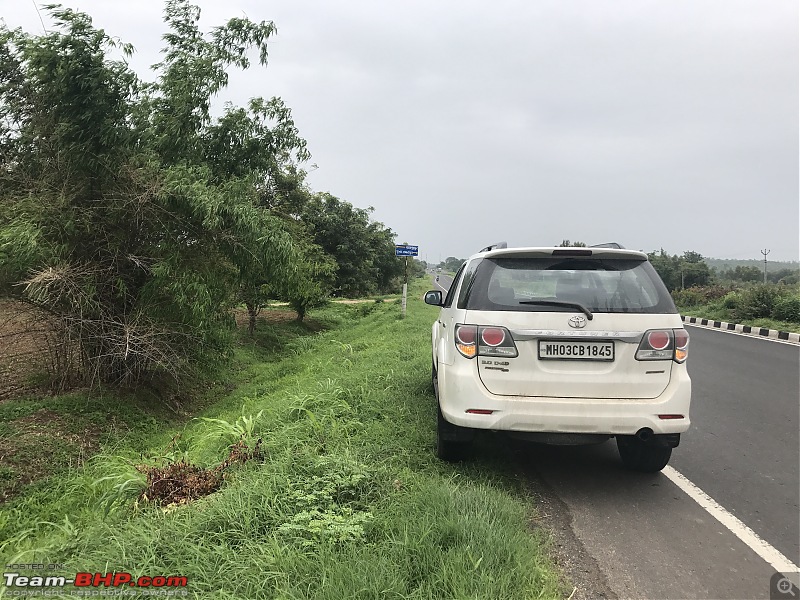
616 435 672 472
436 405 471 462
433 362 473 461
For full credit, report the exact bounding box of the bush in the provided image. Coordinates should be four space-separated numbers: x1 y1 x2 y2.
721 291 740 310
772 296 800 323
671 285 735 308
671 288 703 307
696 285 736 303
732 285 783 321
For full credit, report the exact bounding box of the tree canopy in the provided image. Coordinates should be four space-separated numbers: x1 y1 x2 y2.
0 1 403 390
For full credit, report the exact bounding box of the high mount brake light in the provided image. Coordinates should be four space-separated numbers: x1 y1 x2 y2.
454 325 518 359
635 329 690 363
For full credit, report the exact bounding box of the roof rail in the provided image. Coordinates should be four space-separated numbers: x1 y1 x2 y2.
479 242 508 252
589 242 625 249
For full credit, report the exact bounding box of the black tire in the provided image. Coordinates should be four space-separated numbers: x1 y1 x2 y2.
436 405 470 462
617 436 672 473
432 362 473 461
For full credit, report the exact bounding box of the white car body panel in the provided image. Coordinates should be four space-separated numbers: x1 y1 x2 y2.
430 246 692 439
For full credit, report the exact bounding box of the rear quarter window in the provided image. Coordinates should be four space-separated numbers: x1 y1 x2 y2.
465 257 676 314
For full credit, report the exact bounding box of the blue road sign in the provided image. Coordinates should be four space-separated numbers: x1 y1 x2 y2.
395 245 419 256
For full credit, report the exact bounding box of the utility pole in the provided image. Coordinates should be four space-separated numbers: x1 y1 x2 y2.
761 249 770 284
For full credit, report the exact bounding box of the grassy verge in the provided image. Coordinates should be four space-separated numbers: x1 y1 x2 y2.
676 303 800 334
1 280 563 599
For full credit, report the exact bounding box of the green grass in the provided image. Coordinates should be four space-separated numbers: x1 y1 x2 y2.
0 280 563 599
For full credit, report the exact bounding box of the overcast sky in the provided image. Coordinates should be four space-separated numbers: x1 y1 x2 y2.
3 0 798 262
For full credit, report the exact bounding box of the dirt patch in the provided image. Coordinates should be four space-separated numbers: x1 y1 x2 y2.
0 407 101 502
331 298 385 304
0 301 54 402
232 308 299 329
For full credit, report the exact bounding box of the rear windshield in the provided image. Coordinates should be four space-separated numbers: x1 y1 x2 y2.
461 256 676 314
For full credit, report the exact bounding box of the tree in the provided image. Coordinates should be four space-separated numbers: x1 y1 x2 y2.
647 249 711 291
647 249 682 291
201 98 311 331
410 259 428 279
0 2 300 388
270 240 336 322
768 268 800 285
680 251 712 287
302 194 402 297
439 257 465 273
719 265 764 283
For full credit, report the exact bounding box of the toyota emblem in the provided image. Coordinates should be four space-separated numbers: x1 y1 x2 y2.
568 315 587 329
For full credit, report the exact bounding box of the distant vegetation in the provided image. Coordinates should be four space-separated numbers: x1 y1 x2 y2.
646 250 799 328
672 283 800 326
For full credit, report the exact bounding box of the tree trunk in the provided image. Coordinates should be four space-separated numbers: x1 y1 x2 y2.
246 302 258 336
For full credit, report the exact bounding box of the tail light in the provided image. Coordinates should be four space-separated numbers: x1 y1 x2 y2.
455 324 478 358
673 329 690 363
635 329 690 363
454 325 518 359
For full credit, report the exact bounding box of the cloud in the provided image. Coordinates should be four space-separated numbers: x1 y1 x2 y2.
3 0 797 260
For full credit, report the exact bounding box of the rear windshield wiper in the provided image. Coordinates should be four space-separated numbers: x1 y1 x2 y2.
517 300 593 320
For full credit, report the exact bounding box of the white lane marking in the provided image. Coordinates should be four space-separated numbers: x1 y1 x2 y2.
684 323 800 346
662 466 800 573
433 278 449 293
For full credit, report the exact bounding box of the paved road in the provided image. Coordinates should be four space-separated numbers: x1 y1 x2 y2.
675 327 799 564
432 276 800 598
517 327 799 599
432 272 453 295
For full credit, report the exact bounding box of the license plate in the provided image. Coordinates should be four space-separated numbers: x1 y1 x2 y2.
538 340 615 361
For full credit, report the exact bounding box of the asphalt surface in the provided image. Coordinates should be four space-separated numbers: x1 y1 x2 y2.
430 274 800 599
511 326 798 600
674 327 800 565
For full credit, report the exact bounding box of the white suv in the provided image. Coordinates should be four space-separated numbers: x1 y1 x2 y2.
425 243 691 472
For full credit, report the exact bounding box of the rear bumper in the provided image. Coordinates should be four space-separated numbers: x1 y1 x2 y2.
438 358 691 436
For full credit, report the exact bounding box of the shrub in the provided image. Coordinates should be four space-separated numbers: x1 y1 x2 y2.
671 288 703 307
721 291 740 310
671 285 735 308
732 285 782 321
696 285 735 303
772 295 800 323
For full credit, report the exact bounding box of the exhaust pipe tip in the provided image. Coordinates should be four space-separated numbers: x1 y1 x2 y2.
635 427 654 442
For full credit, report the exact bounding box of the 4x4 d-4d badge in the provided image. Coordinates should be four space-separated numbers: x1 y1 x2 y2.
568 315 587 329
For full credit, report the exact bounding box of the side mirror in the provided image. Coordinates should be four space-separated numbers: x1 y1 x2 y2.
424 290 443 306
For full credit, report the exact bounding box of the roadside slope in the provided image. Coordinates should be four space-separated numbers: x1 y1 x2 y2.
2 284 563 599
